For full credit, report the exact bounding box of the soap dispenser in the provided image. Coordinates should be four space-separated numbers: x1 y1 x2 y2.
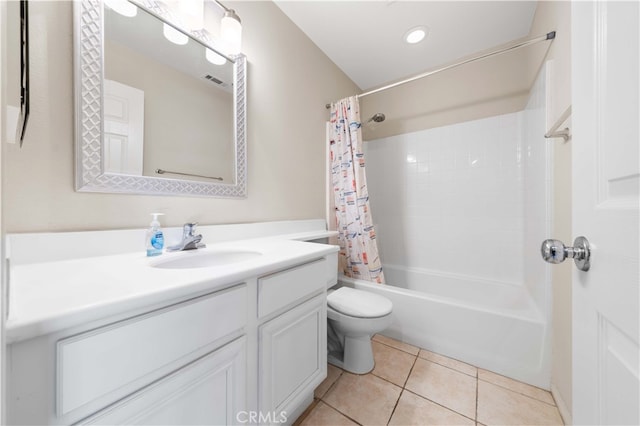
146 213 165 257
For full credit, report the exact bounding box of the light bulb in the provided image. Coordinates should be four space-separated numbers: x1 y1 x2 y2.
221 10 242 55
104 0 137 17
206 48 227 65
404 26 429 44
163 24 189 45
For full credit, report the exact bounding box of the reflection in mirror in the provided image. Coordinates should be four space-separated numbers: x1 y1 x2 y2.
104 4 234 183
74 0 247 198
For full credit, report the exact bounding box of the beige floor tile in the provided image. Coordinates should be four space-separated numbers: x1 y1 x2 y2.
294 400 320 426
477 380 563 425
373 334 420 355
478 369 555 405
300 401 358 426
371 341 417 386
315 364 343 399
323 371 402 425
405 358 477 419
418 349 477 377
389 390 475 426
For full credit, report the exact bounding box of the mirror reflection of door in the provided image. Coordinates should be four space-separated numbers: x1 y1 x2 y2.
103 79 144 175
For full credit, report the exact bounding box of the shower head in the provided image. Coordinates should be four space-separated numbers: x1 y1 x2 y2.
367 113 386 123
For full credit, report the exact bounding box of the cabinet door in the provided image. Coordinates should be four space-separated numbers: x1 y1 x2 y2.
79 337 246 425
259 294 326 424
58 284 247 418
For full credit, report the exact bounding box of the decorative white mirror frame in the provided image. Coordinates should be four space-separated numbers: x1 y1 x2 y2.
73 0 247 198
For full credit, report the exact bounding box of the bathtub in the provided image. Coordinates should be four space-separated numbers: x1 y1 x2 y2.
339 264 551 389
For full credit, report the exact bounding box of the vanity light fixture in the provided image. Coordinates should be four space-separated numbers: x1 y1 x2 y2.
215 0 242 55
104 0 137 17
404 26 428 44
156 0 241 55
163 23 189 45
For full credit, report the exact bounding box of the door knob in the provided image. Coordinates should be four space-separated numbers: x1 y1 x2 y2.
541 236 591 271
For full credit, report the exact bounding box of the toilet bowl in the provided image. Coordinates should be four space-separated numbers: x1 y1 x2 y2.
326 287 393 374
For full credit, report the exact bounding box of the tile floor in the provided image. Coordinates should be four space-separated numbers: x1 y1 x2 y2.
295 335 564 426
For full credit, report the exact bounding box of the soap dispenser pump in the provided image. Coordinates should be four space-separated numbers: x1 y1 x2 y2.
146 213 165 257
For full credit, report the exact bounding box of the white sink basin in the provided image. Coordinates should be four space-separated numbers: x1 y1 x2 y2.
151 250 262 269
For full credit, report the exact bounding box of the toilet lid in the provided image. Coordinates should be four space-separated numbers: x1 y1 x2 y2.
327 287 393 318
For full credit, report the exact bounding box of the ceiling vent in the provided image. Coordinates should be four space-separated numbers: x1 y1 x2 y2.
203 74 224 85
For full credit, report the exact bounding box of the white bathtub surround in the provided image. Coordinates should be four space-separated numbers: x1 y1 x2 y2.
328 97 385 283
365 112 525 284
6 220 338 425
522 62 553 317
380 264 542 320
361 64 552 388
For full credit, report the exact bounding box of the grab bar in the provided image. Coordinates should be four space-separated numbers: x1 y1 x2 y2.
155 169 223 181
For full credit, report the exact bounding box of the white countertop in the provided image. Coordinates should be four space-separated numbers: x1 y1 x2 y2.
7 237 338 343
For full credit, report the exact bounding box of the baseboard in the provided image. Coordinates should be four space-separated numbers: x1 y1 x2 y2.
551 383 572 425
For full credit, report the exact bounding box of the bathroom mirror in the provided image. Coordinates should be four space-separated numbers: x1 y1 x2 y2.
74 0 247 197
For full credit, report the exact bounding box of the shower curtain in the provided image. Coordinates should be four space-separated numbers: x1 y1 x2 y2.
328 96 385 284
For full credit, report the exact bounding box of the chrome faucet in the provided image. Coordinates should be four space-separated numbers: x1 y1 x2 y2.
167 223 206 251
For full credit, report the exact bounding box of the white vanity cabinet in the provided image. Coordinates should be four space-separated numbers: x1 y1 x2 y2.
7 249 338 426
8 284 249 425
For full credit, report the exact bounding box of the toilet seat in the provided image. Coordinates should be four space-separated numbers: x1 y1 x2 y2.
327 287 392 318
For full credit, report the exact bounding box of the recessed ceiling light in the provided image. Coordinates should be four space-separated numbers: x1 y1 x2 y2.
404 26 428 44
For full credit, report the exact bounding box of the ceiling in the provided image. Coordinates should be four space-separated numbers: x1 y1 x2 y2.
273 1 538 91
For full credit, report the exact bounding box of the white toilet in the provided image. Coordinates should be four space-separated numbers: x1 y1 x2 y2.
326 286 393 374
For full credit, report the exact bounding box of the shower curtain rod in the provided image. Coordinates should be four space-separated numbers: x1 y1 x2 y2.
326 31 556 109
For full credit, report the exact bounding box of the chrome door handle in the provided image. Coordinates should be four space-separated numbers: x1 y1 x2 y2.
541 236 591 271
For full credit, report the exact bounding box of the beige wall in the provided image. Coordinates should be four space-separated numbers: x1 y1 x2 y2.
3 1 358 232
360 32 551 141
5 1 18 109
529 0 573 420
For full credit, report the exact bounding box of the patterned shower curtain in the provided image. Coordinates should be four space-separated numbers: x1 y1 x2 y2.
328 96 385 284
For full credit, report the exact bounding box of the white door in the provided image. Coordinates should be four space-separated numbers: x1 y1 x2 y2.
572 1 639 425
103 79 144 175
